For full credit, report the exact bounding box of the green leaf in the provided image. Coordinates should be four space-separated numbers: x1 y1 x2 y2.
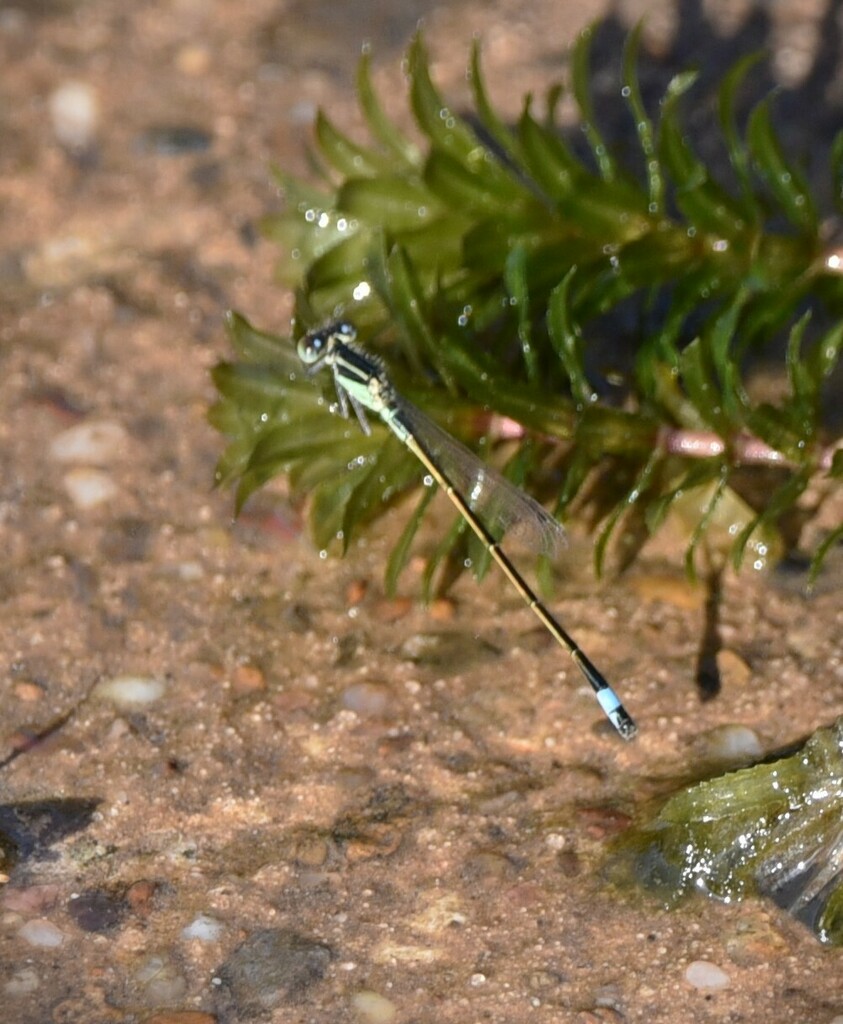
679 337 731 435
594 449 663 574
571 24 616 181
808 523 843 586
503 244 539 381
356 49 419 165
423 150 530 213
407 34 485 166
659 72 750 234
385 485 438 594
717 52 763 210
517 100 582 200
337 175 439 230
622 22 663 214
340 436 420 552
468 39 523 166
731 467 812 570
223 311 296 366
748 98 817 233
314 110 393 177
547 268 596 405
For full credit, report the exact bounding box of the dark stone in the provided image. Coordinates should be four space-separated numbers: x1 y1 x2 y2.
67 887 127 933
215 928 332 1017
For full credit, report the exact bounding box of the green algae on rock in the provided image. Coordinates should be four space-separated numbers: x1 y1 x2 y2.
619 717 843 943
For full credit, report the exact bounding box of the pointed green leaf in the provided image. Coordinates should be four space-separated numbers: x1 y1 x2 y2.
547 268 596 405
594 449 662 575
622 22 662 213
423 149 533 211
503 244 539 381
748 98 817 233
517 100 583 200
718 52 763 207
469 39 523 165
679 337 731 435
571 24 616 181
314 110 394 177
732 467 811 570
407 34 484 166
224 311 295 366
808 522 843 586
357 49 420 165
659 72 750 233
385 485 438 595
337 175 438 229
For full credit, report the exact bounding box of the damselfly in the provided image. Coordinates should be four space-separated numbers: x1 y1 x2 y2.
298 321 637 741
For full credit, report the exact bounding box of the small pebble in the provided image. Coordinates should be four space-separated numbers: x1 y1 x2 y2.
684 960 731 990
138 125 212 155
67 888 126 933
716 649 753 689
181 914 223 942
50 420 127 464
291 834 330 868
19 918 65 948
397 631 463 666
231 663 266 695
341 681 393 718
13 680 44 702
2 884 60 915
62 467 118 509
428 597 456 621
351 990 398 1024
48 81 99 150
629 572 704 611
698 724 763 767
214 928 332 1013
125 879 158 916
174 561 204 581
175 43 211 76
372 596 413 622
4 966 39 996
345 579 368 605
92 675 166 708
135 954 188 1005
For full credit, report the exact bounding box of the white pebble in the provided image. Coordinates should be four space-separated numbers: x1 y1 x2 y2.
701 724 763 765
62 467 118 509
685 960 731 990
134 955 187 1004
350 990 397 1024
5 967 40 995
18 919 65 948
93 675 166 708
48 81 99 150
181 914 223 941
341 681 392 717
50 420 127 464
174 561 204 581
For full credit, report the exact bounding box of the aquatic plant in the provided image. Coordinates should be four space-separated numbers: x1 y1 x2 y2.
211 28 841 593
617 717 843 944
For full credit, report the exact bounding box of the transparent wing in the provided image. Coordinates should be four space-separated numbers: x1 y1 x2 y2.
396 397 566 559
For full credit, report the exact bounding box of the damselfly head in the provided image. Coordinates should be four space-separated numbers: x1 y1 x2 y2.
297 321 357 365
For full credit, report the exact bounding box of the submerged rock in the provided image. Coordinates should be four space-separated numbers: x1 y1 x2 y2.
617 716 843 944
214 928 332 1017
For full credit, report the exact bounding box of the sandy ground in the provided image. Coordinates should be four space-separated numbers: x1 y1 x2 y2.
1 1 843 1022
